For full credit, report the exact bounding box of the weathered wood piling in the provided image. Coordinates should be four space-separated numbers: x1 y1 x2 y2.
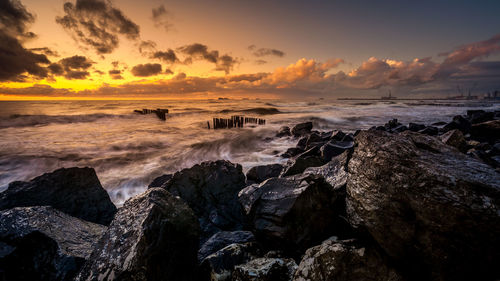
133 108 169 121
209 115 266 129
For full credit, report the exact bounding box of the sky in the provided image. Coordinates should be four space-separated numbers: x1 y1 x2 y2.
0 0 500 100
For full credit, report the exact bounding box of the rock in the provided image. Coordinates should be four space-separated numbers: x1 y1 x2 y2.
199 242 261 281
470 120 500 143
199 231 256 262
409 123 426 132
432 121 447 126
276 126 292 138
162 160 247 242
280 147 304 158
347 130 500 280
384 119 402 130
246 164 284 185
296 137 308 150
320 140 354 162
418 126 438 136
305 133 325 150
238 174 349 253
330 130 346 141
75 188 200 281
303 150 350 190
0 206 105 281
293 238 403 281
341 133 354 142
391 125 408 133
467 110 494 124
233 257 298 281
439 129 467 152
280 156 324 177
291 122 313 137
0 167 116 225
147 174 172 188
442 115 471 134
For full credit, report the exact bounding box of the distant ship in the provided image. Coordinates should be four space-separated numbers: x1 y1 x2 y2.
381 91 397 100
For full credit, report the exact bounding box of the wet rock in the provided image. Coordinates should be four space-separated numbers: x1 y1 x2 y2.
432 121 447 126
0 206 105 281
330 130 346 141
276 126 292 138
384 119 402 130
341 133 354 142
418 126 438 136
0 167 116 225
303 150 350 190
408 123 426 132
291 122 313 137
280 147 304 158
442 115 471 134
199 231 256 262
246 164 283 185
320 140 354 162
281 155 324 177
238 174 348 253
470 120 500 143
391 125 408 133
347 130 500 280
439 129 467 152
467 110 494 124
199 242 261 281
233 257 298 281
162 160 247 242
147 174 172 188
75 188 199 281
296 137 308 150
293 238 403 281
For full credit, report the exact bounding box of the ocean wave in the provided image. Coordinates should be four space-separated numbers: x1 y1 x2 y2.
219 107 281 115
0 113 135 129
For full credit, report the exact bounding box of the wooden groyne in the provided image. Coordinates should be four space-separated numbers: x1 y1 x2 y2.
209 115 266 129
134 108 169 121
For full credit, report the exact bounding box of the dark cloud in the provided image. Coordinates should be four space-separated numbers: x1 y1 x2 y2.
152 5 173 32
138 40 156 55
131 63 162 77
56 0 140 54
164 69 173 75
152 49 178 64
108 69 123 80
0 0 35 37
255 59 267 65
178 43 238 74
48 55 94 80
29 47 60 57
248 45 285 58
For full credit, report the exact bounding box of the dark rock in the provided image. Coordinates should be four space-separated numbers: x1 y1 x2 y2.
233 257 297 281
246 164 283 185
467 110 494 124
147 174 172 188
439 129 467 152
320 140 354 162
291 122 313 137
330 130 346 141
162 160 247 242
470 120 500 143
305 133 322 146
418 126 438 136
432 121 447 126
281 156 324 177
391 125 408 133
199 231 256 262
293 238 403 281
341 133 354 142
347 130 500 280
199 242 261 281
375 125 386 131
0 206 105 281
0 167 116 225
238 174 349 253
442 115 471 134
75 188 200 281
384 119 401 130
296 137 308 150
280 147 304 158
354 129 361 136
276 126 292 138
408 123 426 132
303 150 350 190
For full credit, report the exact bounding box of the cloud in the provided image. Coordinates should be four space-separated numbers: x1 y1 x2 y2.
152 49 178 64
264 58 344 85
131 63 162 77
56 0 140 54
151 5 173 32
138 40 156 55
48 55 94 80
255 59 268 65
29 47 60 57
178 43 238 74
108 69 123 80
0 0 35 37
248 45 285 57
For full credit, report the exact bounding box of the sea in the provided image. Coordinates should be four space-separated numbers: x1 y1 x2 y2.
1 98 498 205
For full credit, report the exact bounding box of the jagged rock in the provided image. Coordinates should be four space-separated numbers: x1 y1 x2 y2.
199 231 256 262
293 238 403 281
432 121 447 126
199 242 261 281
330 130 346 141
238 174 349 253
305 133 323 148
281 156 324 177
162 160 247 242
75 188 200 281
296 137 308 150
470 120 500 143
467 110 494 124
291 122 313 137
147 174 172 188
280 147 304 158
276 126 292 137
320 140 354 162
246 164 283 185
418 126 438 136
233 257 298 281
409 123 426 132
442 115 471 134
0 206 105 281
439 129 467 152
347 130 500 280
392 125 408 133
0 167 116 225
303 150 350 190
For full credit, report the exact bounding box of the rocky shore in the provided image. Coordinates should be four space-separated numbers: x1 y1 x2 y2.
0 110 499 281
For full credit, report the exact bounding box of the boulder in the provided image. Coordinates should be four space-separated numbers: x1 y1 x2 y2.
238 174 349 253
147 174 172 188
0 167 116 225
75 188 200 281
418 126 438 136
281 156 324 177
280 147 304 159
384 118 401 130
408 123 426 132
330 130 346 141
296 137 308 150
293 238 403 281
291 122 313 137
233 257 298 281
199 242 261 281
470 120 500 143
0 206 105 281
320 140 354 162
466 110 494 124
246 164 283 185
347 130 500 280
442 115 471 134
162 160 247 242
199 231 256 262
276 126 292 137
303 150 350 190
439 129 467 152
305 133 323 148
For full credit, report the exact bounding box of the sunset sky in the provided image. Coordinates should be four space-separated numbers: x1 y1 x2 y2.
1 0 500 99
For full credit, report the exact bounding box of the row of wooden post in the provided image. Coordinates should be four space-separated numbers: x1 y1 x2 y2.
133 108 169 121
209 115 266 129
